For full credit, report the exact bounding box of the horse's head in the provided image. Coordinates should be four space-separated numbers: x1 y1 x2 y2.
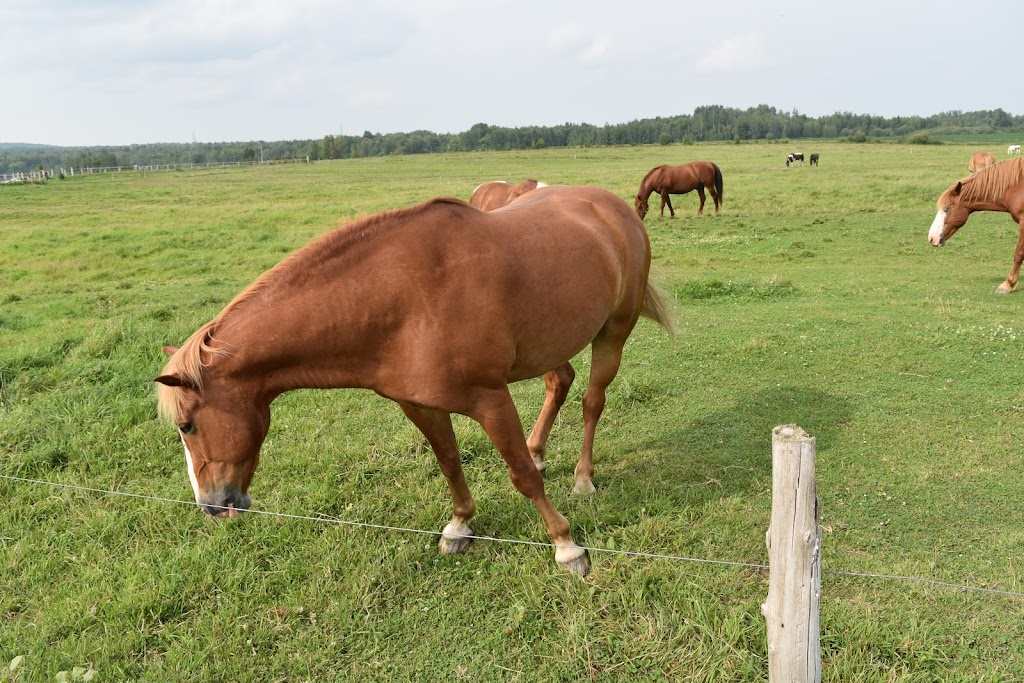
155 346 270 518
634 194 649 220
928 181 970 247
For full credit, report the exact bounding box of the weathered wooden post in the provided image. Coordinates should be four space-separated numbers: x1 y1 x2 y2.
762 425 821 682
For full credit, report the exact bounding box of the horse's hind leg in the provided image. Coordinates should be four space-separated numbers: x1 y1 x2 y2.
997 220 1024 294
696 187 706 216
399 404 477 555
526 362 575 474
708 184 721 213
575 331 630 495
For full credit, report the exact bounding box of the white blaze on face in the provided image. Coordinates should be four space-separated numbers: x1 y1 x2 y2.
535 181 548 188
928 209 947 246
181 437 201 503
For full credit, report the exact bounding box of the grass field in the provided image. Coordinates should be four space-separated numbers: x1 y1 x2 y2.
2 138 1024 682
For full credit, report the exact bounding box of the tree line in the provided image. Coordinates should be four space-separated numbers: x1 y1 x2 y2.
2 105 1022 174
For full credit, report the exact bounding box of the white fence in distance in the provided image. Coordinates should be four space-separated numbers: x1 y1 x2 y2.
0 157 310 184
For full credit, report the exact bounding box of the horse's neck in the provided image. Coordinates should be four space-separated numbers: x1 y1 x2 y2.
639 171 660 197
211 282 375 396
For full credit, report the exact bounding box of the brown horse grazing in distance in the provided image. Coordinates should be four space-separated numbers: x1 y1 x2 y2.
155 185 674 576
470 179 546 211
968 151 996 174
634 161 723 219
928 157 1024 293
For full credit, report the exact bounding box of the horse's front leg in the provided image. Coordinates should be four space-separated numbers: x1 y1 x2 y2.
997 219 1024 294
661 192 674 218
399 404 477 555
472 388 589 576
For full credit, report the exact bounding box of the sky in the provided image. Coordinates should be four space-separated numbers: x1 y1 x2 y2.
2 0 1022 147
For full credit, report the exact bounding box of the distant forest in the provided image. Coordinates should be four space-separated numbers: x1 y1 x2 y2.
2 105 1022 174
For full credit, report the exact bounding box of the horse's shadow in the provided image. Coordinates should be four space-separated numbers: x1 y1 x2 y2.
592 386 855 514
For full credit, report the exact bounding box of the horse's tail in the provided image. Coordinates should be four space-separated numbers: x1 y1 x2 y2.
714 163 724 208
641 279 676 336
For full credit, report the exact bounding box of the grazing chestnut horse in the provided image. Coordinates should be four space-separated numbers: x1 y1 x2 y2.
470 179 546 211
634 161 723 219
928 157 1024 293
809 153 819 166
969 151 996 174
155 185 674 576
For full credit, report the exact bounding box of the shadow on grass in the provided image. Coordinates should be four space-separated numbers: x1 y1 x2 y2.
610 385 855 512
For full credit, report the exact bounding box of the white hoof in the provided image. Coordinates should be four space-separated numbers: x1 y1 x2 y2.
555 545 590 577
572 478 596 495
439 521 473 555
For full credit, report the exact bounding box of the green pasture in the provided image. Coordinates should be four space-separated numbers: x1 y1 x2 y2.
2 140 1023 681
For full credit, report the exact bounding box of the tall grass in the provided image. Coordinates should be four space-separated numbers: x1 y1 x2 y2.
2 141 1023 681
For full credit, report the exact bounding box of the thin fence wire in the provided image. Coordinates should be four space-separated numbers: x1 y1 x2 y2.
2 473 1022 599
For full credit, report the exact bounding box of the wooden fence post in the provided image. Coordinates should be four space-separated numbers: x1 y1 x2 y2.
762 425 821 682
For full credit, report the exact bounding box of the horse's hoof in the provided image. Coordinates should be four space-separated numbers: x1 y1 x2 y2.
572 478 596 496
556 547 590 577
996 283 1015 294
439 523 473 555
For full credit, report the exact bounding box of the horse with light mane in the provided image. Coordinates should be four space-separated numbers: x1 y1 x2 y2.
155 185 674 576
1009 144 1021 156
470 179 546 211
928 157 1024 293
634 161 723 219
968 151 996 173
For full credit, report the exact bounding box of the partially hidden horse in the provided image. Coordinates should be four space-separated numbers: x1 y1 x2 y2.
634 161 723 219
928 156 1024 293
1009 144 1021 156
969 151 996 173
470 179 546 211
809 153 819 166
155 185 674 576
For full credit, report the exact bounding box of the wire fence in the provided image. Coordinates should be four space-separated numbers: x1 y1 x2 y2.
0 158 310 184
2 473 1021 599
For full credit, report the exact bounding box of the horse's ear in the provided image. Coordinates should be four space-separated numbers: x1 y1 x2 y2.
952 182 963 197
162 346 179 357
154 373 197 390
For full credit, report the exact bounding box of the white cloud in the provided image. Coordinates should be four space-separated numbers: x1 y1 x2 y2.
696 33 773 73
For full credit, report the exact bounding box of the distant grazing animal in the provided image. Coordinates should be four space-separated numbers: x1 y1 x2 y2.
809 153 819 166
928 157 1024 293
155 185 675 576
1009 144 1021 156
969 151 996 173
470 179 546 211
787 152 804 165
634 161 723 219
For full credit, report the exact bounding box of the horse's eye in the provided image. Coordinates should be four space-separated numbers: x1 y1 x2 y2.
178 420 195 435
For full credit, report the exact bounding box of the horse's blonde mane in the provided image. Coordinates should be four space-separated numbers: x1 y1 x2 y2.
942 156 1024 208
155 198 470 424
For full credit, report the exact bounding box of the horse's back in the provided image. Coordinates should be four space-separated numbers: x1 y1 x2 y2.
470 181 515 211
470 179 544 211
395 186 652 384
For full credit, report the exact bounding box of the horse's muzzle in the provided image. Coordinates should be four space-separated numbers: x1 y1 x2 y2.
200 490 251 518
